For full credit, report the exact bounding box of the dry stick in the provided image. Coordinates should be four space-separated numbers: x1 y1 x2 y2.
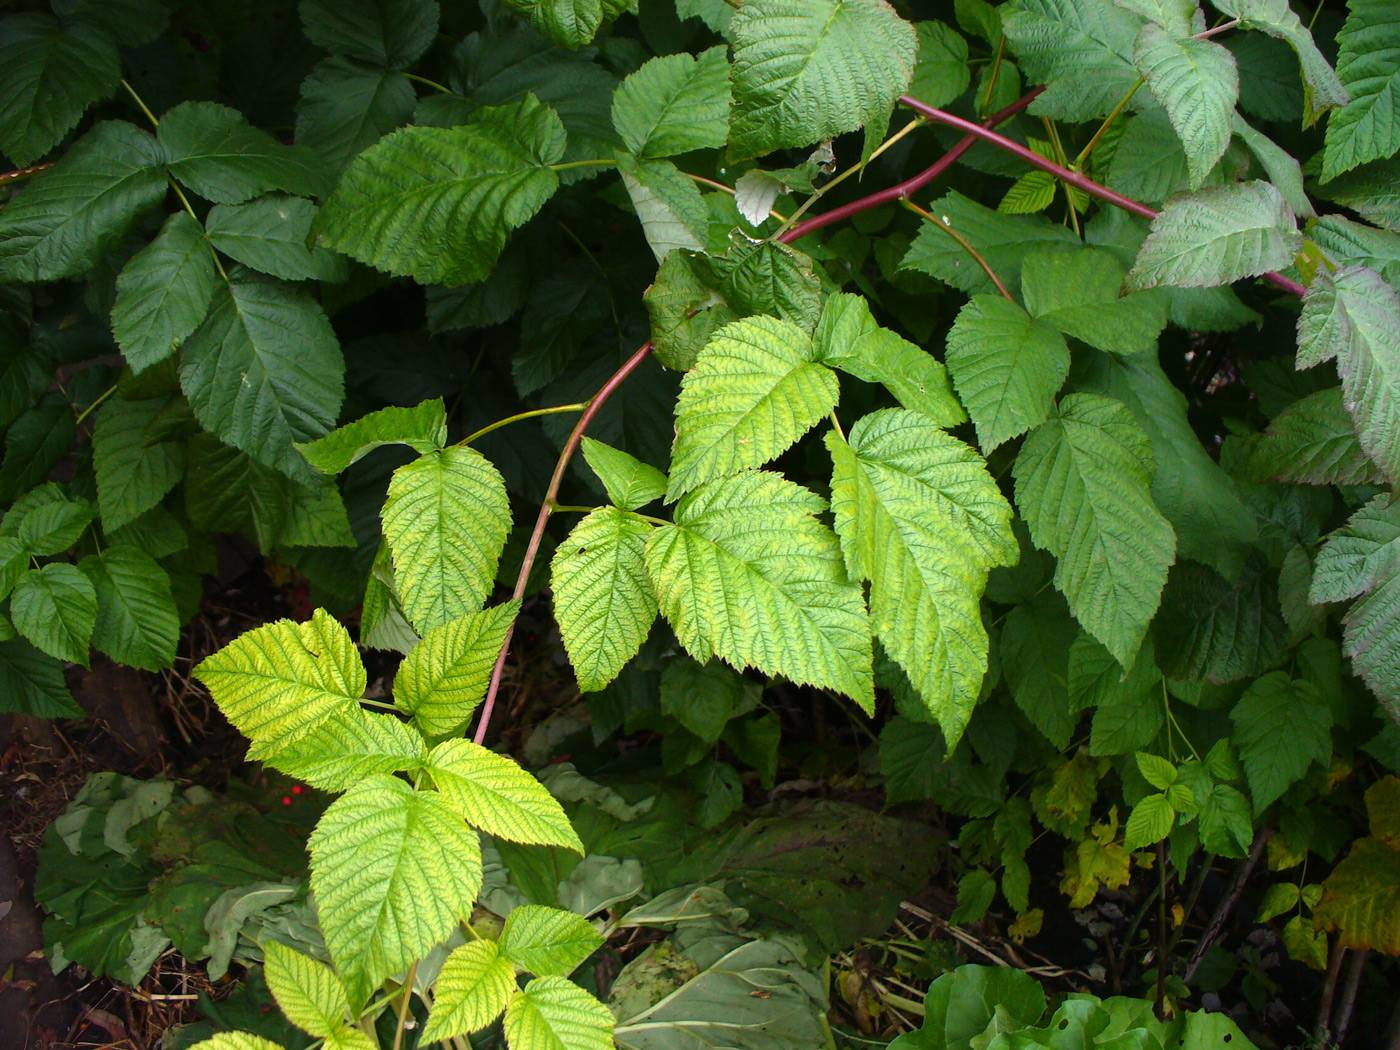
1332 948 1369 1047
1183 827 1273 983
1317 938 1347 1047
897 96 1309 300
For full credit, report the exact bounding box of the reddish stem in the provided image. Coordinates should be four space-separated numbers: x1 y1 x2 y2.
898 96 1307 298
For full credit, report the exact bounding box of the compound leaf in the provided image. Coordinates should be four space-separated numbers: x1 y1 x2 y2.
253 707 425 792
263 941 349 1039
503 976 614 1050
579 437 667 511
159 101 331 204
499 906 604 977
92 395 187 533
11 563 95 667
205 196 348 283
1021 247 1168 357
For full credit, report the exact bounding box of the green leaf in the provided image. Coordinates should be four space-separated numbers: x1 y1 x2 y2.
111 211 221 373
159 101 332 205
1001 0 1144 121
1199 783 1253 857
1107 109 1195 205
1124 793 1175 850
643 251 739 373
299 0 438 69
1317 156 1400 232
1126 181 1303 289
666 316 838 500
1315 836 1400 954
1231 671 1333 813
0 13 119 166
263 941 348 1039
0 638 80 717
393 601 520 738
944 295 1070 452
501 0 629 49
253 707 424 792
1021 247 1169 357
1117 0 1196 35
721 242 822 331
1014 393 1176 666
504 976 615 1050
93 396 187 533
314 96 565 286
1295 266 1400 486
552 507 657 693
500 905 604 976
296 59 416 177
1069 630 1162 712
1002 592 1079 748
181 1035 286 1050
1210 0 1348 125
1153 560 1288 684
79 546 179 672
1309 214 1400 284
1250 386 1384 485
0 121 165 283
999 169 1058 214
611 46 730 159
899 190 1079 298
11 563 96 667
645 470 874 710
811 293 966 427
615 154 707 261
660 657 760 743
1256 883 1301 922
579 438 666 511
1323 0 1400 181
425 739 583 851
726 0 917 161
421 940 517 1044
309 776 482 1010
910 21 972 108
296 400 447 476
205 196 348 283
0 316 47 430
17 500 93 556
193 608 365 749
1134 26 1239 187
179 271 344 484
381 447 511 633
1233 113 1316 219
1137 752 1178 791
828 410 1016 744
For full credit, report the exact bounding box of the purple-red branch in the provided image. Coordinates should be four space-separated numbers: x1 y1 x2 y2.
470 85 1309 746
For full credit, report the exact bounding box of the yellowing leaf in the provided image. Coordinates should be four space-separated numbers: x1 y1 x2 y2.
503 976 615 1050
393 602 520 738
421 940 517 1044
263 942 348 1039
426 739 583 852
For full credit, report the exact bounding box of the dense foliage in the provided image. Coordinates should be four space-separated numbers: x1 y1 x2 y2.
6 0 1400 1046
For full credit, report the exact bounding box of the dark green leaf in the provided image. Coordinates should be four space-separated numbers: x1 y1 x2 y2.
299 0 439 69
0 638 80 716
79 545 179 670
159 101 332 204
11 562 96 666
111 211 220 373
295 58 416 176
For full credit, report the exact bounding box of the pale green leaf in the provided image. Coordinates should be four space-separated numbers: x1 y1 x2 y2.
1310 214 1400 285
111 211 220 373
500 905 604 976
1134 25 1239 187
11 563 95 667
551 507 657 693
1001 0 1145 121
205 196 348 283
299 0 438 69
179 271 344 484
79 546 179 672
611 46 730 159
92 396 187 533
382 446 511 632
1256 883 1301 922
1137 752 1178 791
159 101 332 205
899 190 1079 297
616 154 707 261
1126 180 1303 289
309 776 482 1010
1106 108 1195 205
1322 0 1400 181
1210 0 1348 124
501 0 630 49
504 976 615 1050
827 410 1016 744
811 293 965 427
263 941 349 1039
252 707 425 792
999 169 1058 214
192 609 365 748
315 96 565 286
1116 0 1196 36
182 1035 286 1050
644 470 874 709
1124 793 1175 850
580 438 667 511
425 739 583 851
1021 247 1169 357
909 21 972 108
944 295 1070 452
1251 386 1384 485
726 0 917 161
0 638 81 717
421 940 517 1044
0 13 119 166
393 601 519 737
297 400 447 476
1295 266 1400 485
0 121 165 283
1231 671 1332 812
666 316 838 500
1013 393 1176 667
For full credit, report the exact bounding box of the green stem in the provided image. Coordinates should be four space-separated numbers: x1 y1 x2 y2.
829 410 846 442
551 158 617 172
74 382 119 427
1075 76 1145 169
549 505 598 515
980 38 1007 115
1043 117 1081 235
122 79 160 128
457 402 589 447
167 178 230 280
403 71 459 96
361 698 399 712
900 199 1013 300
1195 17 1241 38
391 960 418 1050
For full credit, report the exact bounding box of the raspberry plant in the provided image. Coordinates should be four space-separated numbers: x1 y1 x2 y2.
7 0 1400 1045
